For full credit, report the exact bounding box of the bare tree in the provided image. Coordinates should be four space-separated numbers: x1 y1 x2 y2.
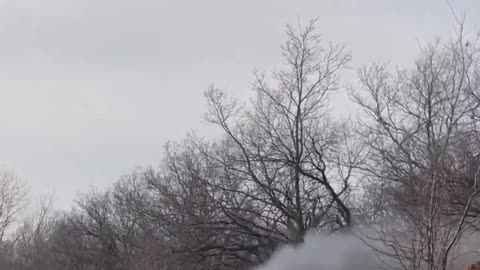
204 18 362 251
0 171 29 242
352 19 480 270
13 195 58 270
141 138 255 269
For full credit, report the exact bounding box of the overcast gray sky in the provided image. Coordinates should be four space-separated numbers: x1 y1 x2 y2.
0 0 478 210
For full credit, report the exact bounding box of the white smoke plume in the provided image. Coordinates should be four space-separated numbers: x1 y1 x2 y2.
251 229 480 270
252 231 380 270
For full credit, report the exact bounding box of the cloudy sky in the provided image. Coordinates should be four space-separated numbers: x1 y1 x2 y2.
0 0 478 209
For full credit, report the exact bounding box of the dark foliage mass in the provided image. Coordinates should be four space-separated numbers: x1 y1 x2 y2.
1 18 480 270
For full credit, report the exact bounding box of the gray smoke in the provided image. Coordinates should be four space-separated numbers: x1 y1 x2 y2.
252 229 480 270
252 231 380 270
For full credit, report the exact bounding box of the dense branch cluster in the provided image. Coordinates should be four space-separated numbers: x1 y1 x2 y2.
1 19 480 270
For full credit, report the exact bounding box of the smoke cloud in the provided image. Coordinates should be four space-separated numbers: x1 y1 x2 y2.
252 231 380 270
252 228 480 270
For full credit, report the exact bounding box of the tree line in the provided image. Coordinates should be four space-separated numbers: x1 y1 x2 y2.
1 18 480 270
